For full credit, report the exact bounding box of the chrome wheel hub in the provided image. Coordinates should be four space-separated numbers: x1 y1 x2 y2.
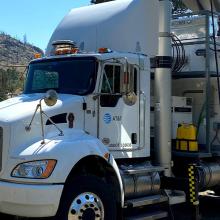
68 192 104 220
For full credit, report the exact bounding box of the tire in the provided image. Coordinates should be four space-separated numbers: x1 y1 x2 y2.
55 175 117 220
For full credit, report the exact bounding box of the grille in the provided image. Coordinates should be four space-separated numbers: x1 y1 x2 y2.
0 127 3 172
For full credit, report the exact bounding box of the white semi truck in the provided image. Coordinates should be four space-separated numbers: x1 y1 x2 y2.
1 0 220 219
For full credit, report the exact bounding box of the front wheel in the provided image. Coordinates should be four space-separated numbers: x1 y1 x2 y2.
55 175 117 220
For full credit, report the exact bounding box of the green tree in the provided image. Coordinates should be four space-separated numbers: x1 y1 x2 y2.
0 68 24 101
6 68 23 95
0 69 7 101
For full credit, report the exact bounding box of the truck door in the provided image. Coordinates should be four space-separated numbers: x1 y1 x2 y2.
98 62 140 152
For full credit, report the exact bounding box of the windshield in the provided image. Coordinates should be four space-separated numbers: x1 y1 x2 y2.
24 57 98 95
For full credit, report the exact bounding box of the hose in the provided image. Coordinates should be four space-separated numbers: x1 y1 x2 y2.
171 33 186 73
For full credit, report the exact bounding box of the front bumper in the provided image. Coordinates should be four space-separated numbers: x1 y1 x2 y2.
0 180 63 217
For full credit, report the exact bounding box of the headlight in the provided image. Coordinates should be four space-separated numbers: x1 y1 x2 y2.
11 160 57 179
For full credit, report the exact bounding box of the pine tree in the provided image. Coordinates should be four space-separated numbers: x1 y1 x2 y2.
23 34 27 44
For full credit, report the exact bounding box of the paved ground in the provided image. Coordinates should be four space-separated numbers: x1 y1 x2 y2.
197 195 220 220
172 194 220 220
1 195 220 220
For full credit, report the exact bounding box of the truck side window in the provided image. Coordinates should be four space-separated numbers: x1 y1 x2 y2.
101 65 121 94
100 65 122 107
100 64 138 107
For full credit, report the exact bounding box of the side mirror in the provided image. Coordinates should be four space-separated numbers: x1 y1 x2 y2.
44 90 58 107
122 64 137 106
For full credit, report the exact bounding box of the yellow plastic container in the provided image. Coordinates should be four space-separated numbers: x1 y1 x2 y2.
176 124 198 152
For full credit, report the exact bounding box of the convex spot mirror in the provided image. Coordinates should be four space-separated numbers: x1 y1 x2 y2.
123 92 137 106
44 90 58 106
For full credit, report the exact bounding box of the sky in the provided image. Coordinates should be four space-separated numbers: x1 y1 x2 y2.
0 0 91 51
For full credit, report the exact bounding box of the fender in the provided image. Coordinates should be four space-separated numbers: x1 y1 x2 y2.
4 129 125 206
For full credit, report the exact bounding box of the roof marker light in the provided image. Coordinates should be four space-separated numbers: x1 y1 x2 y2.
51 40 79 56
98 48 112 53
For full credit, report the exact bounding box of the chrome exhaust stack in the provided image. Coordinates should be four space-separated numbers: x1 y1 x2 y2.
154 0 172 177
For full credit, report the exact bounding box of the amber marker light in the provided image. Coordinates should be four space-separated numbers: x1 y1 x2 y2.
34 53 42 59
98 48 112 53
41 160 57 178
104 152 110 160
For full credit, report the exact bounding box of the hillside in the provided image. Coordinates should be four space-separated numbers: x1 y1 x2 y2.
0 32 44 70
0 32 44 100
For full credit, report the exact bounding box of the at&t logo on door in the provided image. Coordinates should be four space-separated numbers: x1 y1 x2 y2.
103 113 112 124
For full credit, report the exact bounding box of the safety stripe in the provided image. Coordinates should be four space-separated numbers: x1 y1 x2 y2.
188 164 199 205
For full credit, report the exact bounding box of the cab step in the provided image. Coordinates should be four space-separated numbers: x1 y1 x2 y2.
122 166 164 175
125 211 168 220
124 194 168 208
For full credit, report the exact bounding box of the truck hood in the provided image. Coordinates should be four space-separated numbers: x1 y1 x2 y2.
0 93 41 109
0 93 86 177
0 93 83 123
0 93 85 160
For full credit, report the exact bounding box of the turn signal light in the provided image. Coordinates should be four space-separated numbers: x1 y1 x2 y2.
34 53 42 59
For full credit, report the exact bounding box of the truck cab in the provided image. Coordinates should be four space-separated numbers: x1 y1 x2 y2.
0 42 157 219
26 43 150 158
